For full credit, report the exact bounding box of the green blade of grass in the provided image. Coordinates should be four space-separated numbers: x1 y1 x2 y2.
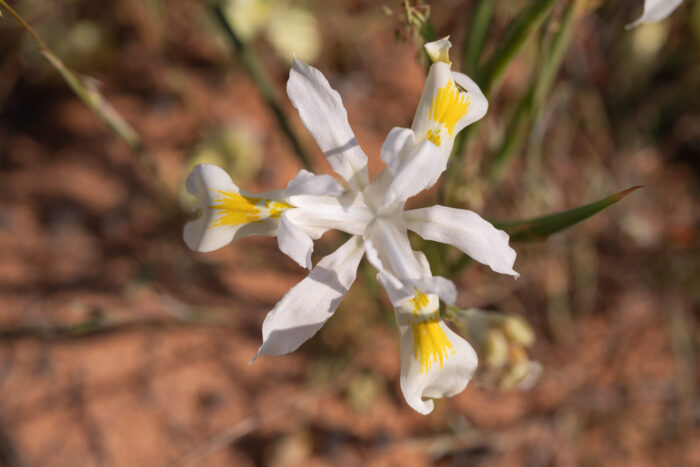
486 0 579 183
492 186 642 242
0 0 178 209
0 0 142 151
462 0 495 76
535 0 579 105
478 0 557 95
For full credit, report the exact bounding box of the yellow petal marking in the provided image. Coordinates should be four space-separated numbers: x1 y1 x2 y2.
426 129 442 147
208 191 293 228
209 190 262 228
266 199 293 218
426 79 471 144
409 291 456 374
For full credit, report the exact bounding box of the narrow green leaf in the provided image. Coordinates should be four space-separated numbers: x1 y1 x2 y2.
0 0 180 211
0 2 143 153
535 0 579 105
492 187 642 242
484 0 579 183
462 0 495 76
478 0 557 95
488 82 535 181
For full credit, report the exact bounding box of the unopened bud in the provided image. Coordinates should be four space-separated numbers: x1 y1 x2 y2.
500 360 542 390
445 306 541 391
484 329 508 368
502 315 535 347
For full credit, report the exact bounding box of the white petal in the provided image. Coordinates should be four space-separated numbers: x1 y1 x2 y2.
396 294 478 414
253 235 365 359
277 211 314 269
380 139 447 207
413 250 432 277
184 217 280 253
412 62 451 145
451 71 488 129
411 62 487 157
627 0 683 29
284 169 345 198
380 127 415 170
287 58 370 190
404 205 518 277
424 36 452 64
375 270 413 306
183 164 282 252
362 127 417 209
377 271 457 307
286 192 373 237
415 276 457 305
364 218 424 285
363 218 456 306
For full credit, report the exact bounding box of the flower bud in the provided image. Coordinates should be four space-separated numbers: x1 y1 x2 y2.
502 314 535 347
446 307 540 390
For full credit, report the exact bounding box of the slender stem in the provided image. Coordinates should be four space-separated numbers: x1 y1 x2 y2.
478 0 558 96
488 82 535 182
535 0 579 105
0 0 169 198
419 12 436 74
211 4 313 171
462 0 495 76
485 0 579 184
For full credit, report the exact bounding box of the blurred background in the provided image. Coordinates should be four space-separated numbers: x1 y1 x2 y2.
0 0 698 465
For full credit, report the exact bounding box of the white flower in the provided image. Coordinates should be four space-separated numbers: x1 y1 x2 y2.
627 0 684 29
184 38 518 414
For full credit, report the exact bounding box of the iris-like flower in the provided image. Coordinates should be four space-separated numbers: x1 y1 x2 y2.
184 38 518 414
627 0 683 29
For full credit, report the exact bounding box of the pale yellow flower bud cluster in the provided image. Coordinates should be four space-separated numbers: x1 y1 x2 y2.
446 307 541 390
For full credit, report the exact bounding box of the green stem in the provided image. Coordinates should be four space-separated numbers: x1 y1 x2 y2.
0 0 178 209
478 0 558 95
535 0 578 104
488 82 535 182
0 0 143 153
486 0 578 184
462 0 495 76
212 4 313 171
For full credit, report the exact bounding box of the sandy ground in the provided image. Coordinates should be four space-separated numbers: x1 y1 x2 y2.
0 1 698 465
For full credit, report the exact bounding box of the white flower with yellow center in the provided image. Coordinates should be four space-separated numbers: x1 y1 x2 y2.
184 38 518 414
